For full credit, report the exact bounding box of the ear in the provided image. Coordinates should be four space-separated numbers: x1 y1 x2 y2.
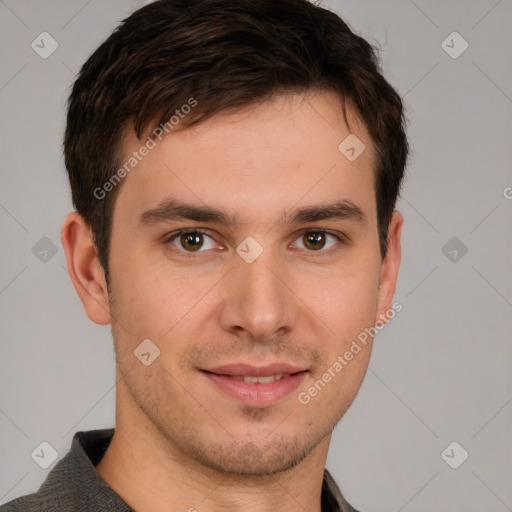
61 211 111 325
375 210 403 323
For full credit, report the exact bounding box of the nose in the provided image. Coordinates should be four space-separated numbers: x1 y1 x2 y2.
217 246 299 342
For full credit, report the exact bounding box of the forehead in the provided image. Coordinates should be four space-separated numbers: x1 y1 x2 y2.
114 90 377 224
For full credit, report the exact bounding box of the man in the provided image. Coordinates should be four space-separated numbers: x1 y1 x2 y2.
1 0 408 510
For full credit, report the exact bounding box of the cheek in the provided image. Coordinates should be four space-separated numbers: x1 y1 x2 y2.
299 262 380 338
109 254 217 344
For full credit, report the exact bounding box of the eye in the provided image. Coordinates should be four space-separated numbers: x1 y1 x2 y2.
167 230 218 252
291 230 342 252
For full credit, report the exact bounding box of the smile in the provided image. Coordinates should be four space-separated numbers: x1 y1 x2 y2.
231 374 290 383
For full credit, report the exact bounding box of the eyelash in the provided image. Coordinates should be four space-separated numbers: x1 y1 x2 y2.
164 228 346 258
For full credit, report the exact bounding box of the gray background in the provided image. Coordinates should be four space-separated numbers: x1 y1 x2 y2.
1 0 511 510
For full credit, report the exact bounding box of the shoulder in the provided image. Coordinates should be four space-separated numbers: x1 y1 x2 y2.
1 429 131 512
1 490 71 511
322 468 363 512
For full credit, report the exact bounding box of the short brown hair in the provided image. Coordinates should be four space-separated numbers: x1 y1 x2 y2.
64 0 408 284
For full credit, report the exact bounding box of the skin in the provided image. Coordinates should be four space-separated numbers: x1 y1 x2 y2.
61 89 402 512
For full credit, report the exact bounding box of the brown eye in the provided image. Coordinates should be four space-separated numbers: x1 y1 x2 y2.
292 230 341 252
167 230 217 253
180 232 204 251
303 231 327 250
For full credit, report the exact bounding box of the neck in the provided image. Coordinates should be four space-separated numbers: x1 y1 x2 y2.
96 380 330 512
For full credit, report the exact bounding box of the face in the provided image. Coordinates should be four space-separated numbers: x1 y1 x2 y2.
97 90 401 475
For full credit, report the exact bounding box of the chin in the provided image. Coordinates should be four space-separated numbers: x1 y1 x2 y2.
183 429 328 477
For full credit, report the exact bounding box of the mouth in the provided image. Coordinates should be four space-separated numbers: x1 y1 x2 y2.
228 373 291 383
200 363 309 407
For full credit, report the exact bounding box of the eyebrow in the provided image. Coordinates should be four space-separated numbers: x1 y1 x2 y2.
139 198 367 228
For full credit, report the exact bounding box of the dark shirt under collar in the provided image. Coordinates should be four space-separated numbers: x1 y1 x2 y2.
1 429 360 512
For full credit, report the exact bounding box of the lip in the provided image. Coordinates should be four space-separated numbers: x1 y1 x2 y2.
203 362 307 377
201 362 308 407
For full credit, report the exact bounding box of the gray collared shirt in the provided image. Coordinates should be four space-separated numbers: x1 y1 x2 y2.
1 429 360 511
